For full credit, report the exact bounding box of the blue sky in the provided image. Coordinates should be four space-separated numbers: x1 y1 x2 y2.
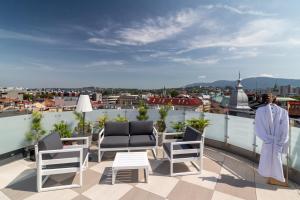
0 0 300 88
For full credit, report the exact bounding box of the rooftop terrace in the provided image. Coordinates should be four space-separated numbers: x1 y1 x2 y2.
0 146 299 200
0 110 300 199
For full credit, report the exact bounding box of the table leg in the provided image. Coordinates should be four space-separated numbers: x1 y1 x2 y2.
112 168 116 185
144 168 149 183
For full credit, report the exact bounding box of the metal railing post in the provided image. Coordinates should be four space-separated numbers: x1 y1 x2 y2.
124 109 127 119
224 112 229 144
201 112 205 119
252 120 257 157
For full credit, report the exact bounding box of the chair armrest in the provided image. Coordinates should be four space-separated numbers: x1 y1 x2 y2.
163 132 184 143
163 132 184 136
38 148 84 166
98 129 104 146
171 140 202 146
61 137 89 148
39 147 83 155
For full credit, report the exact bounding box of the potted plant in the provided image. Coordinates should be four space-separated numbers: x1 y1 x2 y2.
156 104 171 145
52 121 72 144
186 118 210 133
170 121 186 139
136 102 149 121
114 114 128 122
25 111 46 161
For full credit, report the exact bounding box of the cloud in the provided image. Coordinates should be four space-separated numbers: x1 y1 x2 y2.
206 4 276 17
85 60 125 68
181 18 290 53
0 29 58 44
168 57 219 65
88 8 200 46
198 75 206 79
23 60 55 71
259 73 274 77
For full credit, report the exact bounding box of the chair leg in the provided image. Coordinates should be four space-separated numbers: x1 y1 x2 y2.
152 148 157 159
98 149 102 163
37 170 41 192
79 168 83 186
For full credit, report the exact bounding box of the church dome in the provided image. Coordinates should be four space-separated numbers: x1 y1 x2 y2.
228 74 250 110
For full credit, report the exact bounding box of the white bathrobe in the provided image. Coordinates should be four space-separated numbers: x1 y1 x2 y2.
254 104 289 182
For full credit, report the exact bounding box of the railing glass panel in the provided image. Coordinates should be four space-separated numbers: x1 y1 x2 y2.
227 115 254 151
204 113 225 142
0 115 31 154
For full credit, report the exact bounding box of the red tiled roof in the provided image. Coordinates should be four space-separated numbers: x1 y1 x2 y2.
147 97 202 106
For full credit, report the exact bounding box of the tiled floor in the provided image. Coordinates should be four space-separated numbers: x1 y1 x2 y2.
0 146 299 200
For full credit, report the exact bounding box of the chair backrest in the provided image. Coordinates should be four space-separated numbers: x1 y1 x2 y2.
183 126 202 141
38 132 63 158
104 121 129 136
129 121 153 135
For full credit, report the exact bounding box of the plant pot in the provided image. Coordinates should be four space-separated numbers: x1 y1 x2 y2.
158 132 164 146
29 148 36 161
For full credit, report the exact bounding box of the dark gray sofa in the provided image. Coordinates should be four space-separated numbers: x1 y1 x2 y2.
98 121 158 162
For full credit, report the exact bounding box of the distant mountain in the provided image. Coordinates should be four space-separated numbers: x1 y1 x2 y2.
185 77 300 89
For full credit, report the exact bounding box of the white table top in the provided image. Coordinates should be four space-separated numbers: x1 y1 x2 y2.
112 152 150 169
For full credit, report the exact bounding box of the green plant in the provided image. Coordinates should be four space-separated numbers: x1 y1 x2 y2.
26 111 46 144
53 121 72 138
98 114 109 129
156 104 171 132
171 121 186 132
136 102 149 121
114 114 128 122
73 111 92 135
186 118 210 133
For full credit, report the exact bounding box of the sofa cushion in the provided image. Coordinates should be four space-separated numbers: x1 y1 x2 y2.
38 132 63 158
129 135 156 147
183 126 202 141
163 142 199 159
104 122 129 136
100 136 129 148
130 121 153 135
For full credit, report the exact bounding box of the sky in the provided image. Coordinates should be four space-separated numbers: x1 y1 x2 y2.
0 0 300 89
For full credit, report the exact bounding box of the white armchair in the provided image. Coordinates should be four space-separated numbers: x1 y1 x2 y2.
162 126 204 176
35 133 89 192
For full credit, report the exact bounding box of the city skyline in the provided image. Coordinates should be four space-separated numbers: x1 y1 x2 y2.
1 0 300 88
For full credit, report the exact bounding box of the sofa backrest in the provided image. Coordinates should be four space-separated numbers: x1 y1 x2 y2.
104 121 129 136
183 126 202 141
38 132 63 158
129 121 153 135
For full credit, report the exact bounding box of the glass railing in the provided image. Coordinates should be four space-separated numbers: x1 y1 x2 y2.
0 109 299 174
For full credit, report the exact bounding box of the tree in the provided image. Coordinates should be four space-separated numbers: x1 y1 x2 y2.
170 90 179 97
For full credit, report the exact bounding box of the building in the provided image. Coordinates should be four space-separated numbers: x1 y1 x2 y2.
118 94 140 108
280 85 293 96
0 90 24 101
91 92 102 101
147 95 203 111
102 95 120 108
228 73 252 116
54 96 78 111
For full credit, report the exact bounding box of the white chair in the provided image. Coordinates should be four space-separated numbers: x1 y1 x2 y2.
35 133 89 192
162 126 205 176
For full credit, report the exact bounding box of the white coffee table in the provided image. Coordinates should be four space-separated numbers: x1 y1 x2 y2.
112 152 150 185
